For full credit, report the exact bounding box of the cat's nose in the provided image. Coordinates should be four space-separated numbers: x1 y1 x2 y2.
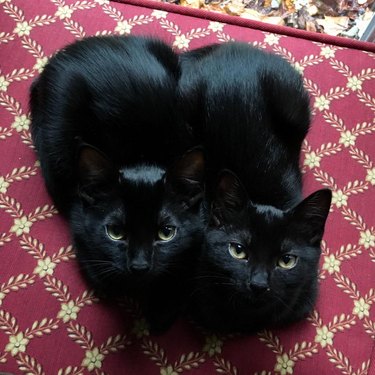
129 262 150 274
249 268 269 296
249 281 269 296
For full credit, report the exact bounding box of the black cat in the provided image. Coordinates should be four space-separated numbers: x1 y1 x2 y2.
179 42 332 333
30 35 205 332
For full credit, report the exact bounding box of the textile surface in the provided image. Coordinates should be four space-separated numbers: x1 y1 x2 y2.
0 0 374 374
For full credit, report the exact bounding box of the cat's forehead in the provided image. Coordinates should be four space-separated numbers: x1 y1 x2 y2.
253 204 284 222
119 164 165 185
115 165 166 214
227 204 288 245
237 204 287 234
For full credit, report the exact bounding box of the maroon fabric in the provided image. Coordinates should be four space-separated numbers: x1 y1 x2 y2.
0 0 374 374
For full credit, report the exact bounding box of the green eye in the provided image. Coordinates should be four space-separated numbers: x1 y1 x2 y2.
158 225 177 241
278 254 298 269
228 243 247 260
106 225 125 241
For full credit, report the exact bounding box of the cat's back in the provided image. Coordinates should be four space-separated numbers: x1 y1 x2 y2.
180 42 311 208
30 36 191 214
31 35 189 165
43 36 179 112
36 36 178 100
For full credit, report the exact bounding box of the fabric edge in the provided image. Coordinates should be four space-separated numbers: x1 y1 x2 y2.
110 0 375 52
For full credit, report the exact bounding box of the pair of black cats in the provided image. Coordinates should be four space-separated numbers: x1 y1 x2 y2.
30 35 331 334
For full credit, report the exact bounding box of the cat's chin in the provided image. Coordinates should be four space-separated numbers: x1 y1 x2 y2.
238 289 273 307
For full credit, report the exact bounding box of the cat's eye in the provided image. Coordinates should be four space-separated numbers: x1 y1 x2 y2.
106 225 126 241
157 225 177 241
228 243 247 260
278 254 298 269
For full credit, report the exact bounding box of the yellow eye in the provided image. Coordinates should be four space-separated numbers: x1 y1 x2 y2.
106 225 125 241
278 254 298 269
158 225 177 241
228 243 247 260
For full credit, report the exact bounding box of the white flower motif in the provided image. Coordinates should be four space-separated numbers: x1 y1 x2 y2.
173 35 190 50
353 298 370 319
33 57 48 73
34 257 56 278
331 189 348 208
132 318 149 338
13 21 32 37
95 0 109 4
10 216 33 236
0 176 10 194
275 353 295 375
315 325 334 348
208 21 224 32
55 5 73 19
264 33 280 45
0 76 10 92
0 0 10 4
293 62 304 74
203 335 223 357
365 168 375 186
314 95 331 111
320 46 335 59
82 347 104 371
5 332 29 356
152 10 167 19
160 366 178 375
339 130 356 147
57 300 80 323
304 151 321 169
322 254 341 274
359 229 375 249
0 291 5 305
115 21 132 35
11 114 30 132
347 76 362 91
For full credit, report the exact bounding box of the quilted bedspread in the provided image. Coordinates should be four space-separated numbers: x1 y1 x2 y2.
0 0 374 374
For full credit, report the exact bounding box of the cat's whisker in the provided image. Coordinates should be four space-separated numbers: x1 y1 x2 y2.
191 275 231 281
79 261 124 284
79 259 115 264
93 266 118 277
229 289 242 311
189 284 214 298
96 268 123 284
271 291 298 315
189 275 234 283
189 278 237 299
79 260 119 271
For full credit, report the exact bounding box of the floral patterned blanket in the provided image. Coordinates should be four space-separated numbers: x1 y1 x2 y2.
0 0 374 374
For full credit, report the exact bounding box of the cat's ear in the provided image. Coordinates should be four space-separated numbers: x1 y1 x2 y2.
211 170 248 226
77 145 117 203
165 148 205 209
289 189 332 246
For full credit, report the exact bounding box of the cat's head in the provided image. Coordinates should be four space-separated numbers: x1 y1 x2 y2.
202 170 332 309
71 145 205 295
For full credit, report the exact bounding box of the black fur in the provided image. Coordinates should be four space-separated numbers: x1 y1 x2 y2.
30 35 204 332
179 42 332 333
